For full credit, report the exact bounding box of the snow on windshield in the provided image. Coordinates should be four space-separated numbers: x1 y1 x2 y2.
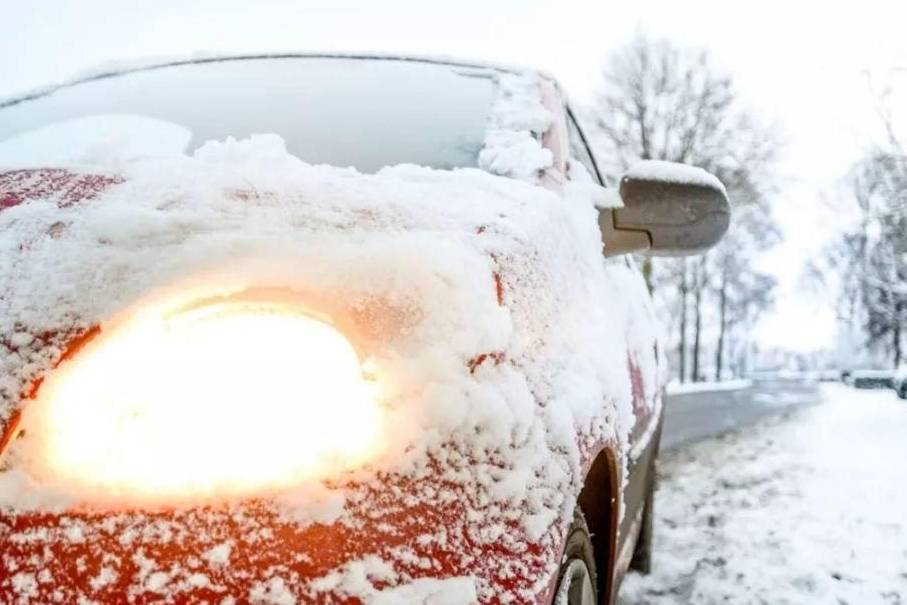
0 114 191 166
478 72 554 181
0 57 564 185
0 57 497 173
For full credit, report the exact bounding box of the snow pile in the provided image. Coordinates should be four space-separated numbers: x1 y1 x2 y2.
478 73 553 181
0 115 192 167
311 557 477 604
619 383 907 604
623 160 726 194
665 378 751 396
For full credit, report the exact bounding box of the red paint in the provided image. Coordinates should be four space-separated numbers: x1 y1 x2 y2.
0 459 557 604
1 193 20 210
0 329 556 604
627 353 646 416
468 351 506 374
0 168 123 211
57 324 101 363
0 409 21 458
0 324 100 456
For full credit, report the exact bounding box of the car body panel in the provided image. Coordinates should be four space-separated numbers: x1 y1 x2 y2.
1 468 557 604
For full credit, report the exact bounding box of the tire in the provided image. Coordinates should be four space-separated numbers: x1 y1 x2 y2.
899 383 907 400
552 508 597 605
629 478 654 574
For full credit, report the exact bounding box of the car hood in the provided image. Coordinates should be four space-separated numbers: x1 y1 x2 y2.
0 136 645 603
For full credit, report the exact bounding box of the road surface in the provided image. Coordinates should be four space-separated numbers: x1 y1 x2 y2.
661 376 822 450
621 383 907 605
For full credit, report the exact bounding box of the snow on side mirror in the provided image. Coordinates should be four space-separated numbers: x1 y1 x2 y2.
599 160 731 257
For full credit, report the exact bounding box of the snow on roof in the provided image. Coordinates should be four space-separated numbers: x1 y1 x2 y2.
0 52 542 110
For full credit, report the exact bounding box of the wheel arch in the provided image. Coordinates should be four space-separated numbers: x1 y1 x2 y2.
576 445 620 603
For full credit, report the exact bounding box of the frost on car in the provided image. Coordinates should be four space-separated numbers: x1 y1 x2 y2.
0 55 726 604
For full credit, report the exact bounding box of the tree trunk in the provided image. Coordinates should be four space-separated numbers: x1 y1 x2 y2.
726 332 737 377
678 260 688 383
894 301 903 368
692 263 704 383
715 269 728 381
642 257 654 294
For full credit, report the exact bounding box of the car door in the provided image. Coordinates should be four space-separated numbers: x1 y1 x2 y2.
565 107 665 574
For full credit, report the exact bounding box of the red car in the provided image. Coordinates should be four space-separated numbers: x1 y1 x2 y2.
0 55 729 604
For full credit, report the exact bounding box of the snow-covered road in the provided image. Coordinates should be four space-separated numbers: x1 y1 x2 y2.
618 383 907 605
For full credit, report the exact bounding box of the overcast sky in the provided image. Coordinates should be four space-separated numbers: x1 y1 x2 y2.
4 0 906 353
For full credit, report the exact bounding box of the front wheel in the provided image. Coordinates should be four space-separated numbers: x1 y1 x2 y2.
898 383 907 400
552 509 597 605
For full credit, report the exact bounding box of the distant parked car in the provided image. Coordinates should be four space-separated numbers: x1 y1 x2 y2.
893 366 907 399
851 369 896 390
817 369 842 382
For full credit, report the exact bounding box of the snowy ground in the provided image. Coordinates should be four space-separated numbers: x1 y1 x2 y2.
665 378 752 396
618 383 907 605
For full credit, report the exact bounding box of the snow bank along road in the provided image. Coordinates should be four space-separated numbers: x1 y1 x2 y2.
619 383 907 605
661 376 821 450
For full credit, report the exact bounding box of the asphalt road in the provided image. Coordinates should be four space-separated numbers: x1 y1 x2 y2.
661 376 822 450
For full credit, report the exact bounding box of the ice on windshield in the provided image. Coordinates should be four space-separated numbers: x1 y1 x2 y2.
0 57 497 173
0 114 191 166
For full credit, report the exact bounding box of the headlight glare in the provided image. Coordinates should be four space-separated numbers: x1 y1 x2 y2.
21 299 383 504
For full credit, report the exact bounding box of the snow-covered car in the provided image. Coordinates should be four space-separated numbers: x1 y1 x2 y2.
0 55 729 605
850 369 896 390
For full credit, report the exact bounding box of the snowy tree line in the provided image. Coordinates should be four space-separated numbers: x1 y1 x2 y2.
825 95 907 368
585 34 780 382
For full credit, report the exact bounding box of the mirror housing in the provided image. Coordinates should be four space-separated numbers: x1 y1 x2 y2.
599 160 731 257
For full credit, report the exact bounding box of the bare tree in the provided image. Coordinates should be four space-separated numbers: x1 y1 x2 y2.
678 259 689 382
831 149 907 367
587 33 780 381
817 68 907 367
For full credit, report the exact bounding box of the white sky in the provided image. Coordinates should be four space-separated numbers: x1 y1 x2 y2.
3 0 906 352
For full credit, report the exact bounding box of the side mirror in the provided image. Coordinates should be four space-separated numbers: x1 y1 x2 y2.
599 160 731 257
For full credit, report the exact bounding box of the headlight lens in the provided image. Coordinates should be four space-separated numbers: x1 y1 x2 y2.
22 299 382 504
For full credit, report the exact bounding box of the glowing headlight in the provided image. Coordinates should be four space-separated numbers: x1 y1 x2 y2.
22 299 383 504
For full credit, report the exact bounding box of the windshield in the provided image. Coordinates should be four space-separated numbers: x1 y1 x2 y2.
0 57 497 172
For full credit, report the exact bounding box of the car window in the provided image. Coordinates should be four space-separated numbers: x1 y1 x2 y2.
565 110 602 185
0 57 497 173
